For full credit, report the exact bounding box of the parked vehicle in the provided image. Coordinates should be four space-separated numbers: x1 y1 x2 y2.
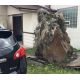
0 27 27 74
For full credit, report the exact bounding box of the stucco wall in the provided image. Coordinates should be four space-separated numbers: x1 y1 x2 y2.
7 6 25 15
0 5 8 28
66 6 80 49
7 16 13 30
23 13 38 48
7 6 24 30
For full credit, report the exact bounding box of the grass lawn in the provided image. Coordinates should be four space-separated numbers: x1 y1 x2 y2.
27 62 80 74
26 48 80 74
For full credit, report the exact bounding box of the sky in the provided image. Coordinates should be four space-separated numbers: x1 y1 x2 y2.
51 5 74 9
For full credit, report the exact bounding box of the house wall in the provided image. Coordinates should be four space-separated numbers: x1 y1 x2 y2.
0 5 8 28
7 6 25 15
66 6 80 49
7 16 13 30
23 13 38 48
51 6 80 49
7 6 25 30
7 6 38 48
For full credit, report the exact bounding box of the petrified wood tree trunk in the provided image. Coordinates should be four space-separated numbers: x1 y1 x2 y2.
34 9 73 63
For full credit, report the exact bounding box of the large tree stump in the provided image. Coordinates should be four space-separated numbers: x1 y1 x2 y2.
34 9 73 63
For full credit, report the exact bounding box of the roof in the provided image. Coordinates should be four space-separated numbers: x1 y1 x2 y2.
11 5 57 13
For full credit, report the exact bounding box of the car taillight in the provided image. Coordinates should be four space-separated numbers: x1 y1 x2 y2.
13 47 26 60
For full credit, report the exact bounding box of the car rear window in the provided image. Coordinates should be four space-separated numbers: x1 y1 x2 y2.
0 31 17 49
0 30 12 38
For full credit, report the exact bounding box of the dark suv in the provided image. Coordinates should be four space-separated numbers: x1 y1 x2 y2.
0 28 27 74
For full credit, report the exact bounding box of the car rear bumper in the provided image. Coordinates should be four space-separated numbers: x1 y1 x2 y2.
0 56 27 74
10 71 18 74
0 59 19 74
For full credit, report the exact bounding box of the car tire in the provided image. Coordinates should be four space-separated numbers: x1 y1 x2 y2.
17 56 27 74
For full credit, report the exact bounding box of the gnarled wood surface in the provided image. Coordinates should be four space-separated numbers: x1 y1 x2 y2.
34 9 73 63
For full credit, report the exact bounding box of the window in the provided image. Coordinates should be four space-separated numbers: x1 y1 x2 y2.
0 31 12 38
65 20 70 27
59 6 78 28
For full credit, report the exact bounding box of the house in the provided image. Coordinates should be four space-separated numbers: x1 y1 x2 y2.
0 5 56 48
56 6 80 49
1 5 80 49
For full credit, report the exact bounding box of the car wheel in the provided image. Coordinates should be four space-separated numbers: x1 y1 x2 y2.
17 56 27 74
